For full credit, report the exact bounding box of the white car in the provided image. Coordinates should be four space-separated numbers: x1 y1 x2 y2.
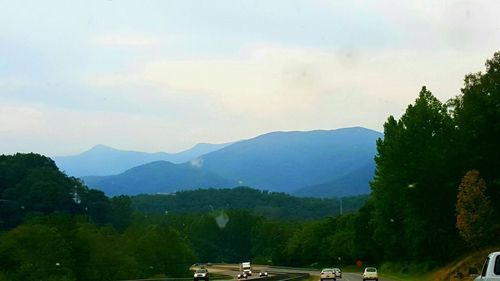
475 251 500 280
363 267 378 281
194 269 209 281
332 268 342 278
320 268 336 281
237 273 248 279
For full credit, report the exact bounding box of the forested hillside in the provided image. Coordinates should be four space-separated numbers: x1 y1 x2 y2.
0 153 116 229
83 161 237 196
131 187 369 220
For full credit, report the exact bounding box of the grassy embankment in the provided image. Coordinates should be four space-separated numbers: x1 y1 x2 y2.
377 247 500 281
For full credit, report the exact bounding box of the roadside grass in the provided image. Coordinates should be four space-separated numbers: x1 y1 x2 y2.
374 246 500 281
431 247 499 281
378 262 434 281
378 270 432 281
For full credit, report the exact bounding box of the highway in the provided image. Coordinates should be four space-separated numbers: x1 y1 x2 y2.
199 264 394 281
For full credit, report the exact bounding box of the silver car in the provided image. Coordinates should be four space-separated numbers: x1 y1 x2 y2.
194 269 209 281
320 268 336 281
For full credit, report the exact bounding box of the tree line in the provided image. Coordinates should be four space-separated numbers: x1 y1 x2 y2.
365 51 500 265
131 187 369 220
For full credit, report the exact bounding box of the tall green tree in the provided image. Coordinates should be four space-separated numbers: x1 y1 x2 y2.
351 200 380 264
452 51 500 219
371 87 461 263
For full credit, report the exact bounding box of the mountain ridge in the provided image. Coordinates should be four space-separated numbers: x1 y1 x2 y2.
293 161 376 197
82 127 382 197
54 142 231 177
82 160 237 196
196 126 382 192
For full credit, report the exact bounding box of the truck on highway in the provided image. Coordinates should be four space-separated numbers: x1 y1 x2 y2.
475 251 500 280
240 262 252 276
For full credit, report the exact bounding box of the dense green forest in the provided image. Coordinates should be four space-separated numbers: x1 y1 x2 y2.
131 188 368 220
367 51 500 265
0 52 499 281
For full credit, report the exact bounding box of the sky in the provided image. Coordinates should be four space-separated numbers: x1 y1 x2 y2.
1 0 500 156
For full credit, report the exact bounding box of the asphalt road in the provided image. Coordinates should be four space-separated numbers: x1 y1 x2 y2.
339 272 390 281
205 265 393 281
267 267 391 281
192 264 272 280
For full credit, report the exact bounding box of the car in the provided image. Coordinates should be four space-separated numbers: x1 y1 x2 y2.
332 268 342 278
194 269 209 281
320 268 336 281
259 271 269 277
237 273 248 279
474 251 500 280
363 267 378 281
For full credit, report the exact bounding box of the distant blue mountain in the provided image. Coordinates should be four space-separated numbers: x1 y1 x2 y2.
82 161 237 196
54 143 230 177
293 162 376 197
195 127 382 194
76 127 382 197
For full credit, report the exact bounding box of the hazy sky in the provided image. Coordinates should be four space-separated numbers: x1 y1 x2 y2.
1 0 500 156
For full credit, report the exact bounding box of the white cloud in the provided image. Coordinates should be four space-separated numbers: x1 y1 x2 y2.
141 46 325 115
0 105 47 135
91 45 491 115
366 0 500 51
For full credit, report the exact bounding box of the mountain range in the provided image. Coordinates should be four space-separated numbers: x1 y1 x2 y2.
53 143 230 177
56 127 382 197
196 127 381 194
82 161 236 196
